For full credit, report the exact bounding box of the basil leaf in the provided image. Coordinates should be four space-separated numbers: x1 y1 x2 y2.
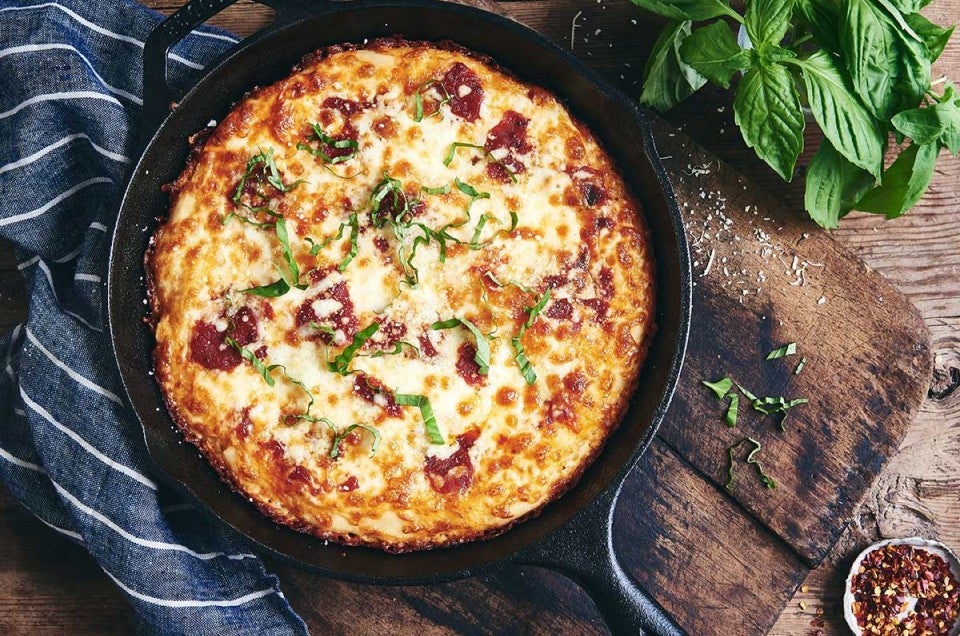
413 79 451 122
297 123 359 164
338 213 360 272
792 51 885 178
904 12 954 62
274 218 306 289
702 377 733 399
444 142 485 167
240 277 290 298
431 317 491 375
795 0 841 54
679 21 756 89
366 340 420 358
733 62 805 181
224 337 277 386
328 422 381 459
329 322 380 375
891 106 949 146
726 438 776 490
794 357 807 375
629 0 742 21
725 393 739 428
394 393 444 444
745 0 794 48
310 322 336 337
736 382 759 402
421 184 451 195
640 20 707 113
804 139 875 229
765 342 797 360
841 0 929 121
856 142 940 218
511 290 550 385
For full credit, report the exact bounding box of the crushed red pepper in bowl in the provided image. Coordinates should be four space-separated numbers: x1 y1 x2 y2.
844 538 960 636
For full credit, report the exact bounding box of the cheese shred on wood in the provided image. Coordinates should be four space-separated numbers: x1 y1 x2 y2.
147 39 656 551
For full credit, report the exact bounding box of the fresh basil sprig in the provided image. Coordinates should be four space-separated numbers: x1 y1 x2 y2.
633 0 958 228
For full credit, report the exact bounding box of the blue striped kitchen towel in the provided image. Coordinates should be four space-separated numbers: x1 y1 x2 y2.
0 1 309 633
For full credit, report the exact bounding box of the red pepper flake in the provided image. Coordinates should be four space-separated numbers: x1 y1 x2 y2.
850 543 959 635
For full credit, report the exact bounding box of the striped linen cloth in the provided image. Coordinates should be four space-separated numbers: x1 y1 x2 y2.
0 1 309 633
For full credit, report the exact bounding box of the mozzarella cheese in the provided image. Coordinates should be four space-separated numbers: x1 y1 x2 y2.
148 39 655 551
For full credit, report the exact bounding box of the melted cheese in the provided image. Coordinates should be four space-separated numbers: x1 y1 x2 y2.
148 39 655 551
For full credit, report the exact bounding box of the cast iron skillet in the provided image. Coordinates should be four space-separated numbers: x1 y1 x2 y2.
107 0 692 633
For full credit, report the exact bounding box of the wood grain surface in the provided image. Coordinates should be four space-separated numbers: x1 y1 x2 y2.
1 0 958 634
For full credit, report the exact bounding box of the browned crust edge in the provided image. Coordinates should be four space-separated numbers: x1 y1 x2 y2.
145 37 657 553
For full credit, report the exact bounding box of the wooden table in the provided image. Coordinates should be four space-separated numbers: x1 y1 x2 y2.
1 1 958 633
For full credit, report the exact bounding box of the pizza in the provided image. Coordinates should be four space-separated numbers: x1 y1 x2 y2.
147 38 656 551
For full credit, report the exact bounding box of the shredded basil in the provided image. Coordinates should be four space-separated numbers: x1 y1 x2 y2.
421 184 451 195
431 316 491 375
320 419 380 459
364 340 420 359
297 123 359 164
485 272 532 294
239 277 291 298
306 213 359 271
240 217 307 297
725 393 739 428
309 322 336 337
225 338 316 422
394 393 444 444
221 212 275 229
413 79 451 122
753 396 809 431
702 377 733 399
726 438 776 490
328 322 380 375
444 142 485 167
233 147 304 205
765 342 798 360
225 337 279 386
511 289 551 385
794 357 807 375
443 141 518 184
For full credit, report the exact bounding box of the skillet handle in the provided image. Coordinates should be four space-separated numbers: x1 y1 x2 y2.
142 0 242 144
514 478 685 636
140 0 334 145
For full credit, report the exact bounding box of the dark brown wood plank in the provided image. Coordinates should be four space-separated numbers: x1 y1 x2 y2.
652 119 932 564
0 490 133 634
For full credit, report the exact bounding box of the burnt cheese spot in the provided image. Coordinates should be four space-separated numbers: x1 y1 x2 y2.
484 110 531 182
424 429 480 494
440 62 484 122
565 166 609 207
495 386 518 406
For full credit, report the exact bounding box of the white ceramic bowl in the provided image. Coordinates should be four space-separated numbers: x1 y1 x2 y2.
844 537 960 636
